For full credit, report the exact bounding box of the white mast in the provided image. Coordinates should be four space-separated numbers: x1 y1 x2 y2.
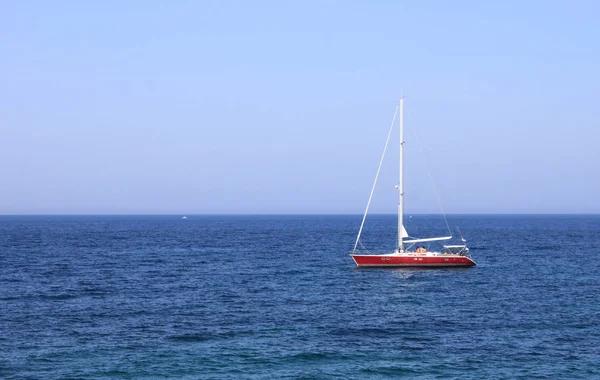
397 98 405 252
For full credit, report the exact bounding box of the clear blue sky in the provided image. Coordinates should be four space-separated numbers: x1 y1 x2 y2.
1 1 599 214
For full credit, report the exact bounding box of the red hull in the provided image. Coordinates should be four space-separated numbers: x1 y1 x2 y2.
351 254 476 267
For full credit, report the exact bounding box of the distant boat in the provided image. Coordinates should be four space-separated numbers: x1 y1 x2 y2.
182 216 188 219
350 98 476 268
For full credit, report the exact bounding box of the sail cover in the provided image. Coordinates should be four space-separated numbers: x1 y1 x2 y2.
403 236 452 244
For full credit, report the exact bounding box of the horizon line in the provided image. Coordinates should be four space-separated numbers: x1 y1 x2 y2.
1 212 599 216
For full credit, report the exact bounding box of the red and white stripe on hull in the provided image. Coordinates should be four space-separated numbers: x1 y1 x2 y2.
350 253 476 267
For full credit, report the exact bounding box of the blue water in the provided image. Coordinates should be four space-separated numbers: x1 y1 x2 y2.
1 215 598 379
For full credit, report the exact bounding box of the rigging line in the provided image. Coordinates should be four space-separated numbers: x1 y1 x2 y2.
358 240 372 254
353 105 399 253
405 109 453 238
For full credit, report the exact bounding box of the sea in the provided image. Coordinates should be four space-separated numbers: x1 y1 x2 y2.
0 214 598 379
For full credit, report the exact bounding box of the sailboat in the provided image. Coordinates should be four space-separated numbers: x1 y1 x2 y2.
350 98 476 268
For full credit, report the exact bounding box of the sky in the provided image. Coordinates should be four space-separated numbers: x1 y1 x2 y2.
1 1 599 214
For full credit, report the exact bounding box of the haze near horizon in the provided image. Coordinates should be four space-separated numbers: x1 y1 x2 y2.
1 1 599 214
